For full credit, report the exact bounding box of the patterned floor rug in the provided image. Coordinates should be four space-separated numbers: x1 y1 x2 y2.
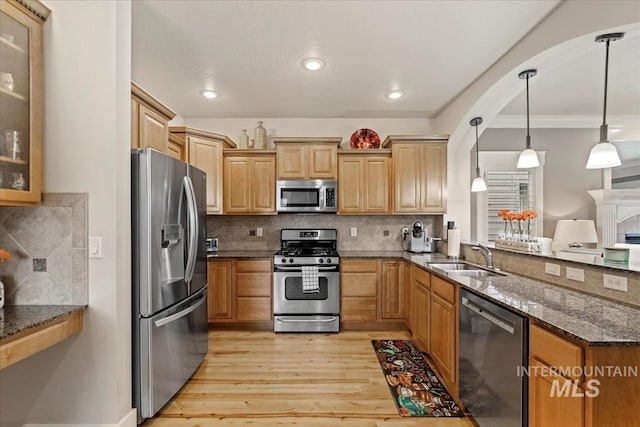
372 339 464 417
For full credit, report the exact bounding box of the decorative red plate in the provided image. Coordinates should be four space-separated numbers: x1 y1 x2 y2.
350 128 381 149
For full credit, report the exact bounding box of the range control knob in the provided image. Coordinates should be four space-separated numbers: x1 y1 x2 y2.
326 258 332 264
288 258 294 263
281 258 287 263
319 258 324 264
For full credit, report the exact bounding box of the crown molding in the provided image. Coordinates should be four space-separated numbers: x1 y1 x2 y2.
491 115 640 129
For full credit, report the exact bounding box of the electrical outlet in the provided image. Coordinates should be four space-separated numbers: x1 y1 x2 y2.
383 230 389 236
604 274 628 292
249 229 256 237
566 267 584 282
351 227 357 237
544 262 561 276
256 227 263 237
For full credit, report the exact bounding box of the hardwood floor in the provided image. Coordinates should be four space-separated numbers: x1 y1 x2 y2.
144 330 475 427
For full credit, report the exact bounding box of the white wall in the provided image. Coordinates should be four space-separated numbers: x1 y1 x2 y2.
184 117 434 147
0 1 134 426
434 1 640 241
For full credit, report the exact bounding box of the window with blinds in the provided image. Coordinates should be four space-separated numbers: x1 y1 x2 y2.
486 171 536 241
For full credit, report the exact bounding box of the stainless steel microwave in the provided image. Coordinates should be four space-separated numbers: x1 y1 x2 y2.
276 179 337 213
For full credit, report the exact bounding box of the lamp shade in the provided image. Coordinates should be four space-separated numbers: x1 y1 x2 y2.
471 176 487 192
517 148 540 168
586 142 621 169
553 219 598 247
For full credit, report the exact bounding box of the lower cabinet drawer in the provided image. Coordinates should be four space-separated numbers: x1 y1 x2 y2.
236 297 272 321
342 297 377 321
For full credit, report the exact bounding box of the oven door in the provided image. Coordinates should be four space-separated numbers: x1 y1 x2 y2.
273 267 340 315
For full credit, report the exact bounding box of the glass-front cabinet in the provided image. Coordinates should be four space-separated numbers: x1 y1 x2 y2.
0 0 49 206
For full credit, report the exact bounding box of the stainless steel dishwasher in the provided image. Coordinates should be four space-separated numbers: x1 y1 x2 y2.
459 289 528 427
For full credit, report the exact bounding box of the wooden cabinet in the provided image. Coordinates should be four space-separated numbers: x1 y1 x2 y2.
411 265 431 352
0 0 49 206
235 259 272 322
208 258 273 325
223 150 276 214
341 259 378 322
382 136 448 214
207 259 233 321
337 150 391 214
167 133 186 161
430 276 456 387
170 127 236 215
528 323 640 427
381 260 407 319
131 82 176 153
529 324 585 427
273 137 341 179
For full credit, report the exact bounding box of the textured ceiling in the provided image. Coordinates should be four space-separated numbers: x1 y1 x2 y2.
132 0 563 119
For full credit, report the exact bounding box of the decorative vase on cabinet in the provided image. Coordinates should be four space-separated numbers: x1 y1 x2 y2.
239 129 249 149
0 0 50 206
255 121 267 149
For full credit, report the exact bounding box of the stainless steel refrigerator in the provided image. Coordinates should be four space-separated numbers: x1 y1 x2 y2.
131 148 208 423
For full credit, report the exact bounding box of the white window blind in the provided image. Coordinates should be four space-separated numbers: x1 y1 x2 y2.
486 171 536 241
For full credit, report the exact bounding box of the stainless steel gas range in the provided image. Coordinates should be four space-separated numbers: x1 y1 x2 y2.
273 229 340 332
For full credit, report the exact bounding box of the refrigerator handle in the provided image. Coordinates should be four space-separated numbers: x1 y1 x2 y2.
183 176 198 286
153 290 206 327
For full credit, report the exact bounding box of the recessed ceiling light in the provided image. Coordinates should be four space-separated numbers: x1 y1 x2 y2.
200 90 220 99
302 58 325 71
386 90 405 100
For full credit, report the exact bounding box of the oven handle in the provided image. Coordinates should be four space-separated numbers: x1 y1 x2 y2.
276 317 339 323
274 265 338 272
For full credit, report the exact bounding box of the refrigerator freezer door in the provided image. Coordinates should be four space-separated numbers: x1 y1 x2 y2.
188 165 208 295
133 149 189 316
136 287 208 419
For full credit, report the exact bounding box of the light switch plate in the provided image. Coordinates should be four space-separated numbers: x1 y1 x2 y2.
89 237 102 259
545 262 560 276
256 227 263 237
351 227 357 237
566 267 584 282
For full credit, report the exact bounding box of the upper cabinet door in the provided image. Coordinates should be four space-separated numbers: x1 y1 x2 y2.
188 136 223 215
308 145 337 179
421 143 447 213
138 104 168 153
364 156 390 213
0 0 48 206
276 144 306 178
223 157 251 213
251 156 276 213
392 144 422 213
338 156 364 212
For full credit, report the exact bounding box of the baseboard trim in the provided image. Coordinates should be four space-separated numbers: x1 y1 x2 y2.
13 408 137 427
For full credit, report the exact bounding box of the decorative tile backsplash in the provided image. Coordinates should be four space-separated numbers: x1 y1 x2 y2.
207 214 443 252
0 193 88 305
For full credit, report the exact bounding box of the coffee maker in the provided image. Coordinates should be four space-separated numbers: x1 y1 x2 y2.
402 221 438 253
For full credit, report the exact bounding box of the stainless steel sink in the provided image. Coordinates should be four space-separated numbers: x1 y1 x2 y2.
447 269 502 278
428 262 506 278
428 263 478 271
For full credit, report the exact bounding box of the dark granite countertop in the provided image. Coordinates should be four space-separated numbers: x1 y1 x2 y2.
0 305 86 341
208 250 276 259
403 253 640 347
339 250 408 258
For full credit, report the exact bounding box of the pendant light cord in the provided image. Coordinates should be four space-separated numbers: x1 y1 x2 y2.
475 124 480 173
525 74 531 148
602 39 610 129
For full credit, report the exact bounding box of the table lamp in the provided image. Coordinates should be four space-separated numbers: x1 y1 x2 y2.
553 219 598 248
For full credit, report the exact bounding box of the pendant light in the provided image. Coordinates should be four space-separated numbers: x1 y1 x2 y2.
470 117 487 192
586 32 624 169
517 69 540 168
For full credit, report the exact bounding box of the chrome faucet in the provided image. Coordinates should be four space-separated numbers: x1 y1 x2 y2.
471 244 494 269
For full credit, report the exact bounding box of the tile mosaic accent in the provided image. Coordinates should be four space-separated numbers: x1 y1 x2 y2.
0 193 88 305
207 214 443 252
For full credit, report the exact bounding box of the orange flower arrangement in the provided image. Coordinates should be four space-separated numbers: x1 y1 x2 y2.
497 209 537 240
0 249 11 263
